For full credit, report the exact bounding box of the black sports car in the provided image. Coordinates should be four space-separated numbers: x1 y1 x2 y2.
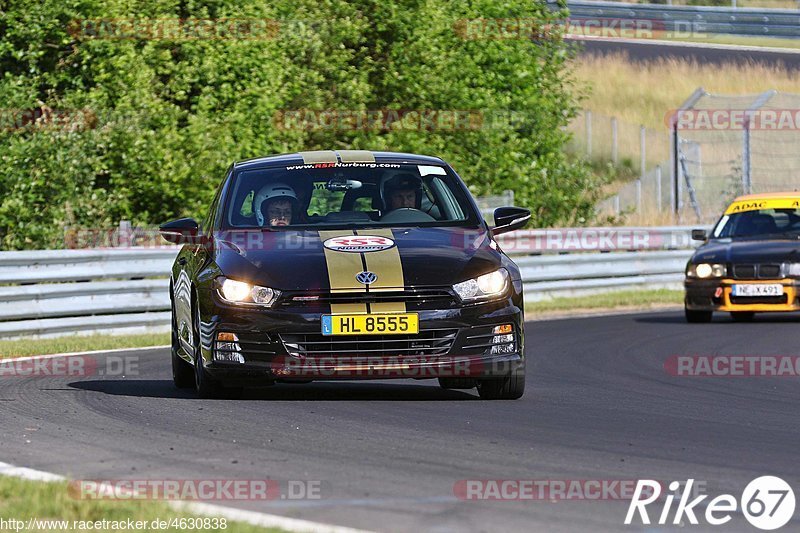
160 150 530 399
684 192 800 323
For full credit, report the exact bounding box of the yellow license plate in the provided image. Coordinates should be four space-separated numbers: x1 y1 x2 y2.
321 313 419 336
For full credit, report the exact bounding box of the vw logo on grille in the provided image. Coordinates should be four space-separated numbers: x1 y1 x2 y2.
356 271 378 285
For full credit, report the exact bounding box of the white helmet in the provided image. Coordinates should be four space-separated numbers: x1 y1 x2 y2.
253 182 298 226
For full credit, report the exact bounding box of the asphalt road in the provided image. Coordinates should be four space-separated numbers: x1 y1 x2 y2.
1 311 799 532
572 38 800 71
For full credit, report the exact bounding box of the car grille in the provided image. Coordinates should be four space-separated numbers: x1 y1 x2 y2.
277 288 457 310
731 263 782 280
729 295 788 305
279 329 458 358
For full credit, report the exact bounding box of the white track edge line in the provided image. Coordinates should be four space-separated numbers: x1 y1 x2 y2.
0 461 372 533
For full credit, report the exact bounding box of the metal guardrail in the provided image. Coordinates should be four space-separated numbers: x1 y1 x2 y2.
562 0 800 38
0 227 702 338
0 249 177 339
519 249 692 301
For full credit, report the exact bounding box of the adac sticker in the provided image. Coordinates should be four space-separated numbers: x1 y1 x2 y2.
725 198 800 214
323 235 396 253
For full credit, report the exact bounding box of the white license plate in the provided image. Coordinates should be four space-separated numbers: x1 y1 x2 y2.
731 284 784 297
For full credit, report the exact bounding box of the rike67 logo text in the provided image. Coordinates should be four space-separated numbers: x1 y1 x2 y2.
625 477 795 530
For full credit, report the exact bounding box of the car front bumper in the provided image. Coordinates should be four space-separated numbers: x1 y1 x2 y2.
684 278 800 312
194 284 525 386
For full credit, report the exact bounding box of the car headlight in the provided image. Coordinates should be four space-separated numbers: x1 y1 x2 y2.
686 263 726 279
786 263 800 277
216 277 280 306
453 268 510 302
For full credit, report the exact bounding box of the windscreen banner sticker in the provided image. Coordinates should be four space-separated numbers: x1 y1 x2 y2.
418 165 447 176
725 198 800 214
322 235 396 253
286 162 401 170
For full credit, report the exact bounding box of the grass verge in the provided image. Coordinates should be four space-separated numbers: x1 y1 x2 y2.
525 289 683 316
0 475 284 533
0 333 170 359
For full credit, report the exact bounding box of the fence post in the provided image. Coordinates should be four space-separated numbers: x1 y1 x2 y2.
635 179 642 212
586 110 592 157
639 125 646 180
119 220 132 248
656 165 663 212
742 119 751 195
613 195 620 216
611 117 618 165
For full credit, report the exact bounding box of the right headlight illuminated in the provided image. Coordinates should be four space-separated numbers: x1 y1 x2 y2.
216 277 280 306
453 268 510 302
686 263 726 279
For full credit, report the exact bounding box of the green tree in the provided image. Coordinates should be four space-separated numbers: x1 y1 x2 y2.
0 0 597 249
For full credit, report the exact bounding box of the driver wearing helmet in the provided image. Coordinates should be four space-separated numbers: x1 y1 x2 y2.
253 182 299 227
383 173 423 211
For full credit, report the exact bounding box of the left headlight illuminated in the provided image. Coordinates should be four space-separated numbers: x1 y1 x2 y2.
216 277 280 306
686 263 726 279
453 268 510 303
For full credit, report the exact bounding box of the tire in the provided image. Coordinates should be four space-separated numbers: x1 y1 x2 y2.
191 296 225 399
730 311 755 322
685 307 713 323
438 377 477 389
171 296 194 389
476 371 525 400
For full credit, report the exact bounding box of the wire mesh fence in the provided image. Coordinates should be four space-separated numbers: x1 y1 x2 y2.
673 89 800 224
568 110 674 223
572 90 800 226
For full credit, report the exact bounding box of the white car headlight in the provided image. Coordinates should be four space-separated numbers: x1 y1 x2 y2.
217 278 280 306
687 263 726 279
786 263 800 277
453 268 510 302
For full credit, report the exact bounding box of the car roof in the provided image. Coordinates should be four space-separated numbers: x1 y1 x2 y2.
731 191 800 202
233 150 446 171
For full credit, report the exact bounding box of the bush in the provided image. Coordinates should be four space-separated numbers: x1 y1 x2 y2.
0 0 598 249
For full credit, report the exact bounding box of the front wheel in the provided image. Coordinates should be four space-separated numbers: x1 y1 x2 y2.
685 307 713 323
192 297 226 398
476 372 525 400
171 300 194 389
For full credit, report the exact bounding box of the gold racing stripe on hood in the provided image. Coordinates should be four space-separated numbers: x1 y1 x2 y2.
299 150 337 164
358 229 405 293
319 230 368 314
356 229 406 313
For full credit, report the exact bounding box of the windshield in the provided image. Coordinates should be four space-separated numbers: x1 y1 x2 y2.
712 208 800 239
223 163 480 229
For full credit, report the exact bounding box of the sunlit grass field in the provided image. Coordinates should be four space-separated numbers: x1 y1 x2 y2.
573 53 800 130
0 333 170 358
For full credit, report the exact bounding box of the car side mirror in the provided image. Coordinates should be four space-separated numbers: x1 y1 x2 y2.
159 218 199 244
491 207 531 236
691 229 708 241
